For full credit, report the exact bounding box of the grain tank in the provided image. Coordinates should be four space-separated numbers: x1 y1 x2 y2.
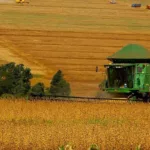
102 44 150 101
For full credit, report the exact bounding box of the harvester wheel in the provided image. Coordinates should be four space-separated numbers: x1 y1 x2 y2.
143 93 150 103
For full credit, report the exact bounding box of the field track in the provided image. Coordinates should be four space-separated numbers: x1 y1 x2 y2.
1 0 150 96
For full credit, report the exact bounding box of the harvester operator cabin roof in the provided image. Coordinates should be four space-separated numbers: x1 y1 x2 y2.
107 44 150 62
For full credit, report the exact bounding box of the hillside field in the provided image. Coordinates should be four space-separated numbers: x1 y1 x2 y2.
1 0 150 96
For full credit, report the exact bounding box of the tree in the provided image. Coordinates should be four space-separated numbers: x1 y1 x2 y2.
30 82 45 97
0 62 32 96
49 70 71 96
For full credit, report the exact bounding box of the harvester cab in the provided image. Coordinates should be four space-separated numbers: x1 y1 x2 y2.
104 63 135 89
102 44 150 102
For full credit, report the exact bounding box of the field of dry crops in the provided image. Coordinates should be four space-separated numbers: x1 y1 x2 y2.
1 1 150 149
0 99 149 149
1 0 150 96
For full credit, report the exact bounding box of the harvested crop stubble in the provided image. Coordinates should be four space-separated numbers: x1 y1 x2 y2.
1 0 150 96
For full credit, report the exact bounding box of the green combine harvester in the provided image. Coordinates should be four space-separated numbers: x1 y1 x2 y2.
101 44 150 102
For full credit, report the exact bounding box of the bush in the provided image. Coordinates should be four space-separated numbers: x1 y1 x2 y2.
44 87 50 96
88 144 100 150
0 62 32 96
1 93 16 99
49 70 71 96
30 82 45 97
58 143 73 150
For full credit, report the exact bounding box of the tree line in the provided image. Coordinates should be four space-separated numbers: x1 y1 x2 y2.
0 62 71 98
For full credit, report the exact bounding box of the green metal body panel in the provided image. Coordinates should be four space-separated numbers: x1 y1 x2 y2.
108 44 150 60
103 63 150 94
104 88 138 93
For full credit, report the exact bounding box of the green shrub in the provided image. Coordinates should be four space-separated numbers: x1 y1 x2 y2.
88 144 100 150
49 70 71 96
0 62 32 96
58 143 73 150
1 93 15 99
136 145 141 150
30 82 45 97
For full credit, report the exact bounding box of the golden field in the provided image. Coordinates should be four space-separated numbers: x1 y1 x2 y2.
1 0 150 96
1 1 150 149
0 99 149 149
